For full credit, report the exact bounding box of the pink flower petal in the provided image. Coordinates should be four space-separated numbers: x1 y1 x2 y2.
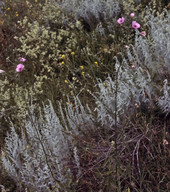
16 64 24 72
125 45 130 49
140 31 146 36
130 13 135 17
20 58 26 62
132 21 140 29
117 17 125 24
163 139 168 145
0 69 5 73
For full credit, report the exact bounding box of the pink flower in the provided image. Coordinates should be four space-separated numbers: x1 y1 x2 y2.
130 13 135 17
140 31 146 36
20 57 26 62
0 69 5 73
117 17 125 25
131 65 135 69
125 45 130 49
163 139 168 145
16 64 24 72
132 21 140 29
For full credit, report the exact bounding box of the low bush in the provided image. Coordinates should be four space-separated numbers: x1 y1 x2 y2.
0 0 169 191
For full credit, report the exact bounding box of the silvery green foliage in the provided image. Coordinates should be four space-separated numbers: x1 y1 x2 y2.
146 10 170 70
0 1 5 15
1 104 64 191
1 99 93 191
94 56 153 126
131 10 170 115
60 97 94 134
1 7 170 190
134 0 141 2
158 79 170 116
94 13 170 126
1 103 65 191
1 126 24 184
96 22 106 36
134 10 170 71
94 10 170 126
0 185 5 191
73 146 82 178
59 0 120 27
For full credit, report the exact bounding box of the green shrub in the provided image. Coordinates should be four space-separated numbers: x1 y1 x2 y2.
0 0 169 191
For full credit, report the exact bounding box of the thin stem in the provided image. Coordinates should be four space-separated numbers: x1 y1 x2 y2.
28 108 67 191
114 66 121 192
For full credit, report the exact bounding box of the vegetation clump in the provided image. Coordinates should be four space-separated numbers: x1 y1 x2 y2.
0 0 169 191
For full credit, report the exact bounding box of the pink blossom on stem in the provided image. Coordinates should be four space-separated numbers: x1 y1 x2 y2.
125 45 130 49
132 21 140 29
130 13 135 17
131 65 135 69
16 64 24 72
163 139 168 145
117 17 125 25
140 31 146 36
0 69 5 73
20 58 26 62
